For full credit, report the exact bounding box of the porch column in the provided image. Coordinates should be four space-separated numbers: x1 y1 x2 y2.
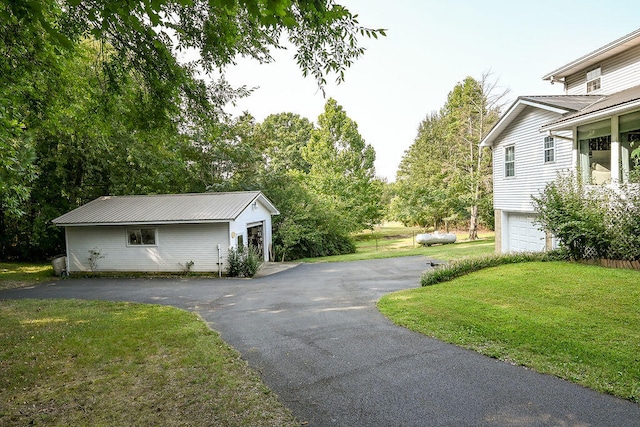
611 116 620 183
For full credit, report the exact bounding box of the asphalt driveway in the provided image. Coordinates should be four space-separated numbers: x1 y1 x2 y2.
2 256 640 426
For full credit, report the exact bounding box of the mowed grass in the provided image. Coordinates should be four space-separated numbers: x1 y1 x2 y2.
0 299 297 426
0 262 55 290
378 262 640 403
301 223 495 263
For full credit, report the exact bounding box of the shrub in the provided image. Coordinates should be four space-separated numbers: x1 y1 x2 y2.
227 246 263 278
532 173 609 260
604 183 640 260
421 251 565 286
532 173 640 261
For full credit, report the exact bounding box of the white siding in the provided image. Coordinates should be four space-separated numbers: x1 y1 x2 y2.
493 107 573 213
229 200 274 261
65 223 229 273
566 44 640 95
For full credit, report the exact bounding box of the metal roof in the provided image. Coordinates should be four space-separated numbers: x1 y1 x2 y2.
543 28 640 81
53 191 279 226
542 84 640 131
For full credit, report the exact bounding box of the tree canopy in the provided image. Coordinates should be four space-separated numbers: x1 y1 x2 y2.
391 75 505 237
0 0 385 260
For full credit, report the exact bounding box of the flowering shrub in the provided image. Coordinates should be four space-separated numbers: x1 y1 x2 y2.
532 173 640 261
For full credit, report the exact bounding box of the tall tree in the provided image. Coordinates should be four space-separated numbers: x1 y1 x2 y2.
303 99 383 232
1 0 385 260
255 113 314 174
392 74 506 236
253 111 359 261
391 112 459 228
442 74 506 239
3 39 196 259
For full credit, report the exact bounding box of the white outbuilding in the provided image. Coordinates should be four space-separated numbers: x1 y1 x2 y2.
52 191 279 274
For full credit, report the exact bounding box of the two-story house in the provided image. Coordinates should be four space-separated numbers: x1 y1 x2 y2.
480 28 640 254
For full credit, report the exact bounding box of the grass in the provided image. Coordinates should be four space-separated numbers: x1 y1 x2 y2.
378 261 640 403
0 299 297 426
300 223 495 263
0 262 56 291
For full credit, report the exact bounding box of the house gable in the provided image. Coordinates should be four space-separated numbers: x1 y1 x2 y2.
491 106 573 213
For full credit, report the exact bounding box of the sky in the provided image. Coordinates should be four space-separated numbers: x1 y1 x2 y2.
221 0 639 181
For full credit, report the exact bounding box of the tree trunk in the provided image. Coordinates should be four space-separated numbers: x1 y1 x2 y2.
468 204 479 240
468 145 484 241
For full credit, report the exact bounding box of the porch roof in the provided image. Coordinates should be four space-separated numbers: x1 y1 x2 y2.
541 84 640 131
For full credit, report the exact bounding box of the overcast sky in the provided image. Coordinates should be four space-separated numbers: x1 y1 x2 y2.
222 0 639 181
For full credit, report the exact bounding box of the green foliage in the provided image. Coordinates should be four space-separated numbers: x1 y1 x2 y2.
255 113 313 173
532 173 640 261
421 251 566 286
391 75 504 237
253 102 379 261
260 171 356 261
303 98 383 232
227 246 263 277
1 0 383 261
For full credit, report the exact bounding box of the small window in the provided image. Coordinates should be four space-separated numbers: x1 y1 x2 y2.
505 146 515 177
586 67 601 93
544 136 555 163
127 228 156 245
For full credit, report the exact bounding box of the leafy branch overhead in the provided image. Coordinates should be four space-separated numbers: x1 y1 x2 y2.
0 0 385 257
10 0 386 90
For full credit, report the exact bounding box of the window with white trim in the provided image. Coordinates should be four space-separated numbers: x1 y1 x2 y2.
586 67 601 93
127 228 157 245
504 146 515 177
544 136 555 163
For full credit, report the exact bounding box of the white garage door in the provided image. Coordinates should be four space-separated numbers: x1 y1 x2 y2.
507 213 546 252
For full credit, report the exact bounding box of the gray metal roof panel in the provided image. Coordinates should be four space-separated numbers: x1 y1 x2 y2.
52 191 274 225
542 84 640 129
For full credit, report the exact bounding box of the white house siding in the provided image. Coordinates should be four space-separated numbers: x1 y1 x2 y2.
65 223 229 273
229 199 274 261
493 107 573 212
492 107 572 253
566 43 640 95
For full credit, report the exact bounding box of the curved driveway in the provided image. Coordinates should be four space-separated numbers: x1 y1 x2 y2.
2 256 640 426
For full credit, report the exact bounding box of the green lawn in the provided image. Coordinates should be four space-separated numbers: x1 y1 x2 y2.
301 224 495 263
378 261 640 403
0 262 56 290
0 299 297 426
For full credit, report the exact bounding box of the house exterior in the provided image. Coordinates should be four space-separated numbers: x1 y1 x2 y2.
52 191 279 274
480 28 640 254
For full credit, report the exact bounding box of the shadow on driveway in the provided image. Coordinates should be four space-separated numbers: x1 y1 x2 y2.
2 256 639 426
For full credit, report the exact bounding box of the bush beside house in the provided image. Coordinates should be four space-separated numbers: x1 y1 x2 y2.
533 173 640 262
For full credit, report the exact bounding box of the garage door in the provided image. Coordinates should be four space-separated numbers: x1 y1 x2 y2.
507 213 546 252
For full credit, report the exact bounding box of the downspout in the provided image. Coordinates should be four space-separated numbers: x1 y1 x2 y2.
64 227 70 276
217 244 221 278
